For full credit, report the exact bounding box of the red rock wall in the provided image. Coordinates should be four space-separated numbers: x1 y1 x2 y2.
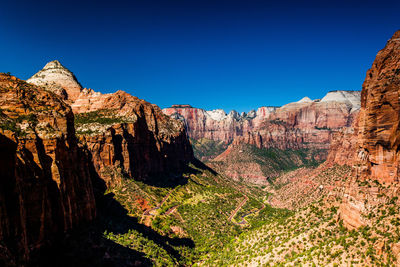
74 90 194 185
337 30 400 229
356 30 400 183
0 75 96 264
164 99 358 155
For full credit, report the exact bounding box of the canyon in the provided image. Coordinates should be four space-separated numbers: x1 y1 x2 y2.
0 29 399 266
0 62 194 265
163 91 360 183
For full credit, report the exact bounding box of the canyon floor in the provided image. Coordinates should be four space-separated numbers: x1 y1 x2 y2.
37 161 400 266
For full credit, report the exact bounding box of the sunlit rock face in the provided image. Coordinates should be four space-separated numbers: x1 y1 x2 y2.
163 90 360 143
27 60 83 102
28 60 194 186
356 30 400 184
335 30 400 229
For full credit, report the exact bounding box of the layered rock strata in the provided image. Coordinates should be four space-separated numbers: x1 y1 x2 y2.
28 61 194 186
163 91 360 153
333 30 400 229
0 74 96 264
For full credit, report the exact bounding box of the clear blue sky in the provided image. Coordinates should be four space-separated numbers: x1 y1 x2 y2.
0 0 399 112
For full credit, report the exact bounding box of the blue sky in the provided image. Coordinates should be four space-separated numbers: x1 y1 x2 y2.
0 0 399 112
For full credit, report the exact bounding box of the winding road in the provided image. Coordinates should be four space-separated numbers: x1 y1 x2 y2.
229 194 267 225
228 195 249 222
143 190 174 216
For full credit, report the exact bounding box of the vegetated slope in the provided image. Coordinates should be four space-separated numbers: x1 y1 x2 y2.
190 138 229 161
83 161 292 266
210 143 324 185
205 165 400 266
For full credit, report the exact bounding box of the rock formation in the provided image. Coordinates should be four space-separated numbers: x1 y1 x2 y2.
164 91 360 183
163 105 263 143
28 61 194 186
75 91 194 185
331 30 400 229
0 74 96 264
27 60 83 102
163 91 360 152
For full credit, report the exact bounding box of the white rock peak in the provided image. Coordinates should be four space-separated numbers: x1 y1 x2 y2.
321 90 361 110
27 60 83 102
297 96 313 103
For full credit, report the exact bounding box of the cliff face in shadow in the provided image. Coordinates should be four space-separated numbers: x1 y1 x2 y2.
0 74 96 265
74 91 194 186
1 63 196 265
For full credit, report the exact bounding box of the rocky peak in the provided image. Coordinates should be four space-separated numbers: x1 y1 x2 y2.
42 59 65 70
321 90 361 110
27 60 83 102
297 96 313 103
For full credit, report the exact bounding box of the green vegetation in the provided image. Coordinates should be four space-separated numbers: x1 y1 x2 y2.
74 109 126 126
0 110 38 136
249 146 323 173
96 163 400 266
99 163 292 266
190 138 228 161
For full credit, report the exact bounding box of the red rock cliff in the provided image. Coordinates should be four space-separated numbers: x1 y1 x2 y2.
356 30 400 183
74 90 194 185
163 91 360 154
0 74 96 264
27 62 194 186
337 30 400 229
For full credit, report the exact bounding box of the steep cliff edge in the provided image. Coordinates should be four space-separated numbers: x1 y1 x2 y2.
0 74 96 265
337 30 400 230
28 61 194 186
74 91 194 186
163 91 359 161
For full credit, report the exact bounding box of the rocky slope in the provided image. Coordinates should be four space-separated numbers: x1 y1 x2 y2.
28 61 194 186
27 60 83 102
0 74 96 265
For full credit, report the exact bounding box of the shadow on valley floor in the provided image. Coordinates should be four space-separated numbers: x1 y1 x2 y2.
138 158 217 188
31 153 197 267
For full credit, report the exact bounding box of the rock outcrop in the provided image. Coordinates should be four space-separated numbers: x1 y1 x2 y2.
335 30 400 229
0 74 96 264
163 91 360 154
27 60 83 102
28 61 194 186
74 91 194 185
356 31 400 183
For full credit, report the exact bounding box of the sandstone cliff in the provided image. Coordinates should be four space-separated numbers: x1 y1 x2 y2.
74 91 194 185
0 74 96 265
170 92 360 183
163 91 360 155
318 31 400 231
28 61 194 186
